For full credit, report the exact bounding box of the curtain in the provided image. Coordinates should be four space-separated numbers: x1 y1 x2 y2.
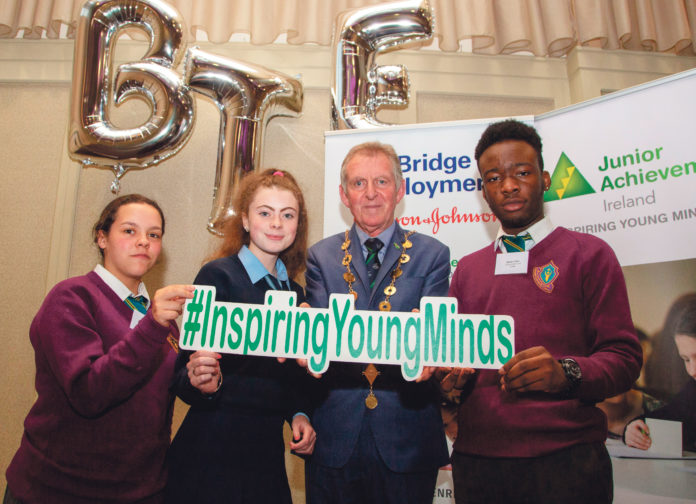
1 0 695 57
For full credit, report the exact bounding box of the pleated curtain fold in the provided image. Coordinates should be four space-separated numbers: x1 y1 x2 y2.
2 0 695 56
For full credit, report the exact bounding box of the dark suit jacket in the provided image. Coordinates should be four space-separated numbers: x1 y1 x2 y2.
305 223 451 472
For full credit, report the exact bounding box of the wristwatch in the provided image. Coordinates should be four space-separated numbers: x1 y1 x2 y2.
558 358 582 395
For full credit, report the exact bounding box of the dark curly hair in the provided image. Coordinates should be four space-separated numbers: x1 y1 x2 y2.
474 119 544 171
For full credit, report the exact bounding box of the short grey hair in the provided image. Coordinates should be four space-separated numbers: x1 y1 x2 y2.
340 141 403 192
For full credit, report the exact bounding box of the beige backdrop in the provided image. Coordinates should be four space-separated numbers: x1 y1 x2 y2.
1 40 696 502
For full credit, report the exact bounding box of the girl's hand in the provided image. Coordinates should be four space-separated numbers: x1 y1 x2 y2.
625 419 651 450
290 414 317 455
187 350 222 395
151 285 195 327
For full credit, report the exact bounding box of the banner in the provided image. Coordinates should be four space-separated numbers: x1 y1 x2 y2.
535 69 696 266
324 68 696 267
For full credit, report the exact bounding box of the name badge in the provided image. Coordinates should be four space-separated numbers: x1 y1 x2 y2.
495 252 529 275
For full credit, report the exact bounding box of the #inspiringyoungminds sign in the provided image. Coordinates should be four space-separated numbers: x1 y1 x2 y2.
180 286 515 380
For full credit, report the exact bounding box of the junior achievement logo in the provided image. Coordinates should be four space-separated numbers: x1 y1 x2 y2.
544 152 595 202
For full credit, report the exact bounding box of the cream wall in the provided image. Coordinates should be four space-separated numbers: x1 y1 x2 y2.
1 39 695 501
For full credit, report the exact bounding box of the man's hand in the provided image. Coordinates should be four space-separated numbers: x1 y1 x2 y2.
416 366 437 382
499 346 569 394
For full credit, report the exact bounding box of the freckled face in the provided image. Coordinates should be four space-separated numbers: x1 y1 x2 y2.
97 203 163 293
242 186 299 266
478 140 550 235
675 334 696 380
339 152 405 237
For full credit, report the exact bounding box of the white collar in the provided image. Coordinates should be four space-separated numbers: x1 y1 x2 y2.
94 264 149 302
495 216 555 252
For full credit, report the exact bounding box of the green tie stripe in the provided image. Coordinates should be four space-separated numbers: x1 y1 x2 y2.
364 238 383 289
501 233 532 253
124 295 148 314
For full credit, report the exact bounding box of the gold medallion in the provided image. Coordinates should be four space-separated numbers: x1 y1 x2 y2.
363 364 379 408
342 254 352 266
403 240 412 249
391 268 403 279
343 272 355 282
341 240 350 250
400 254 410 264
383 285 397 296
379 300 392 311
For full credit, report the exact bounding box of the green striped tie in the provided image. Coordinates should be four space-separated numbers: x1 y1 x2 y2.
365 238 383 289
501 233 532 252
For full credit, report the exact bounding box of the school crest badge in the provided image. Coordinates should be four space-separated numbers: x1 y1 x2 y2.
533 261 559 293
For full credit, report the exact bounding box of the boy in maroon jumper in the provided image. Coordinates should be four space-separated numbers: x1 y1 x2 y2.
448 120 642 503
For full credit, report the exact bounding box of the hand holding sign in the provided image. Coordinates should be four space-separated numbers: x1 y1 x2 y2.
498 346 569 394
187 350 222 395
437 367 477 392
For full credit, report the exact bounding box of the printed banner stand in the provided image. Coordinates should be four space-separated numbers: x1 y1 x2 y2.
536 68 696 266
324 68 696 269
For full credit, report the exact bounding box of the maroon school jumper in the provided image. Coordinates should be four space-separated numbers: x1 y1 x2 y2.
6 272 178 504
449 227 642 457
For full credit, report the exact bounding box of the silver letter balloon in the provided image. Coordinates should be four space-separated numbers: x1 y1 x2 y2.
68 0 195 192
184 47 303 235
330 0 433 129
66 0 303 237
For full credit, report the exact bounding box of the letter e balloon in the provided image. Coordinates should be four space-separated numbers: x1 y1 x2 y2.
331 0 433 129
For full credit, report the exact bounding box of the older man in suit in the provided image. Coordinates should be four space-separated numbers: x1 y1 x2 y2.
304 141 450 504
